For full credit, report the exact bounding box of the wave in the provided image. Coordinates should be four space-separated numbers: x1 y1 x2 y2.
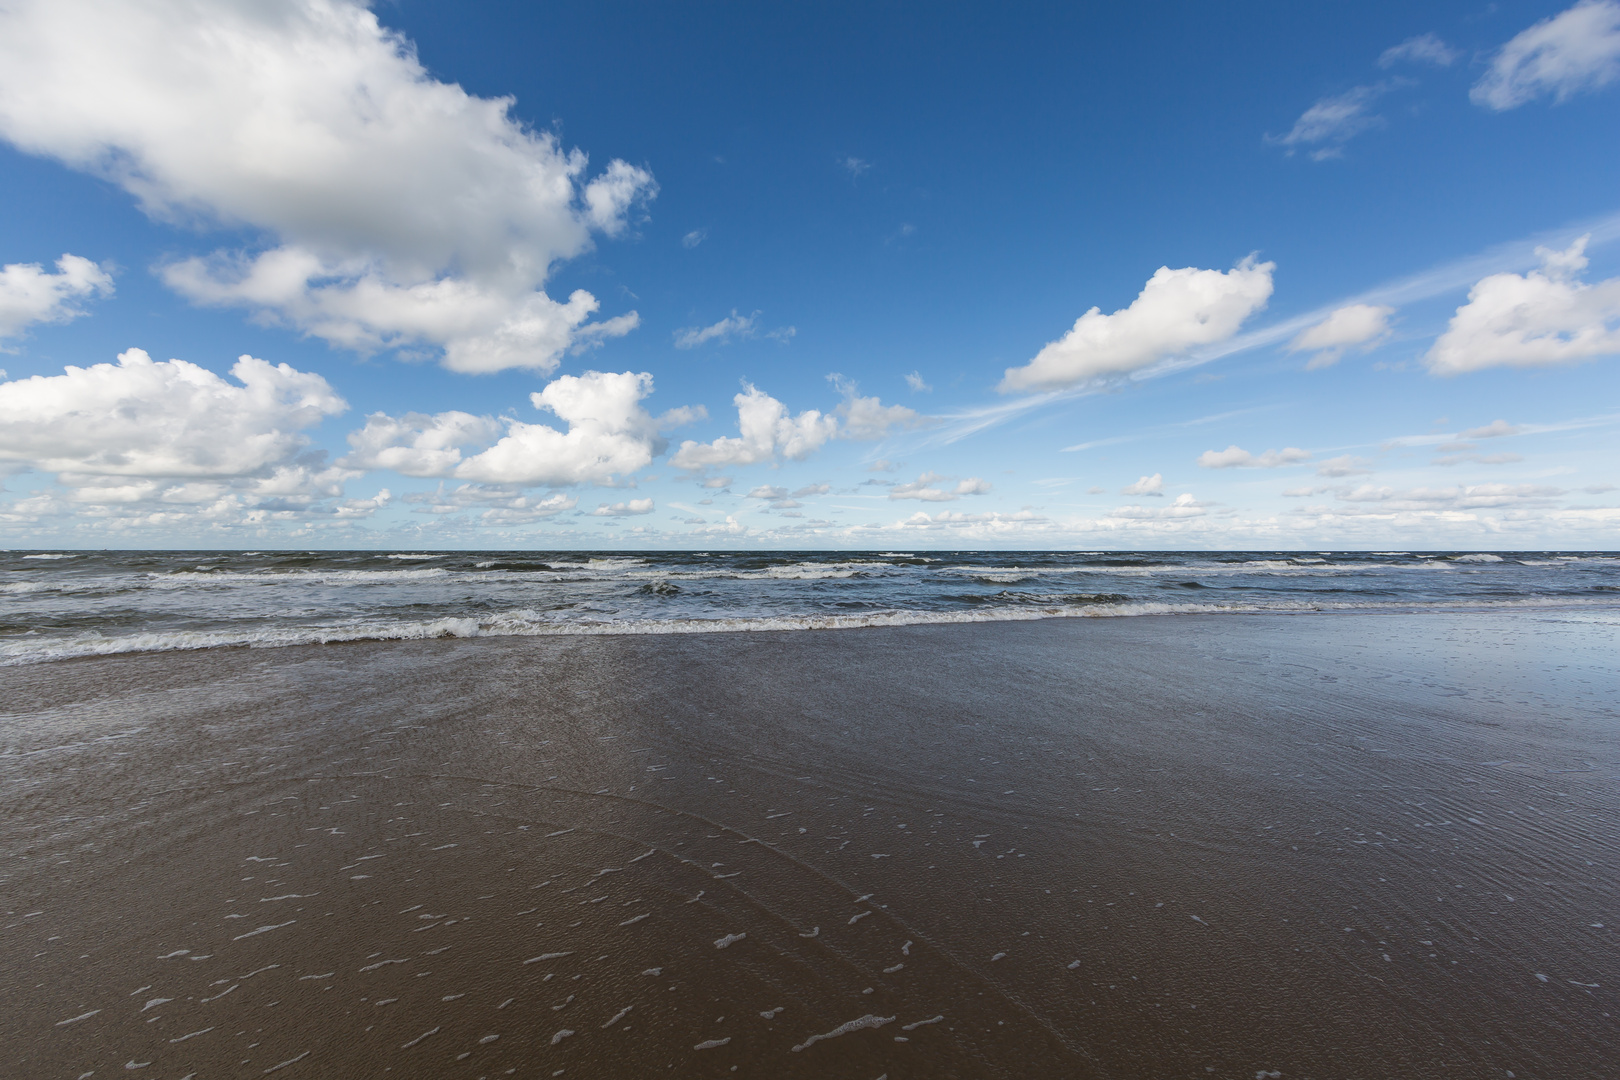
6 593 1619 666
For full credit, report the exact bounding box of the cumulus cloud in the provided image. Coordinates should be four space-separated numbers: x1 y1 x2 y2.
0 0 653 373
1426 236 1620 374
1000 257 1274 392
842 156 871 178
792 483 830 497
1111 493 1209 519
905 370 931 392
341 411 502 477
0 347 367 526
888 472 992 502
591 498 653 516
1472 0 1620 110
829 375 927 440
1197 445 1311 468
1432 452 1523 466
1121 473 1164 496
1379 33 1460 68
348 370 699 487
670 385 838 470
1322 482 1565 510
743 483 804 510
1266 81 1407 160
1316 455 1373 477
0 254 114 341
1289 303 1394 368
0 347 345 480
404 484 576 524
1461 419 1524 439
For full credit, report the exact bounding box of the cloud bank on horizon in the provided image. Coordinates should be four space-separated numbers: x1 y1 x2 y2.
0 0 1617 549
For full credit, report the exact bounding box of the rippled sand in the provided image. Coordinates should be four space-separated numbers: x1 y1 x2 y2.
3 613 1616 1077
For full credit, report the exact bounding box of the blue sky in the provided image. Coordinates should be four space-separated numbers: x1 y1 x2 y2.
1 0 1617 549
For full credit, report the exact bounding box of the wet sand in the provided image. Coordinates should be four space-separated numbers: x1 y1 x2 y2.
3 612 1617 1079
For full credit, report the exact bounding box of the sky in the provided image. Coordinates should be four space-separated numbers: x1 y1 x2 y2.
0 0 1617 551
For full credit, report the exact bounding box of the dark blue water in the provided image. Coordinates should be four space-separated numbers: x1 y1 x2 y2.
3 548 1618 664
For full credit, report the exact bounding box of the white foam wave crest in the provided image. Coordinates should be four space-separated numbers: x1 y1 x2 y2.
624 562 889 583
6 594 1616 666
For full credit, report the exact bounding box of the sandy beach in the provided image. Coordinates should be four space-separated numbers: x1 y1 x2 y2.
4 612 1617 1078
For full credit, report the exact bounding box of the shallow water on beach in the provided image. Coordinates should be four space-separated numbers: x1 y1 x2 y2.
3 614 1617 1078
5 547 1619 664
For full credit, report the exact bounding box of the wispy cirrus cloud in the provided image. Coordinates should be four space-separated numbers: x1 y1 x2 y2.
1266 79 1411 161
1472 0 1620 110
673 310 795 349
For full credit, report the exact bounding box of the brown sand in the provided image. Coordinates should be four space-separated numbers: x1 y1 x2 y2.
2 612 1617 1078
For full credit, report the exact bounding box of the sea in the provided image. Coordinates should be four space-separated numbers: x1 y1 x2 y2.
3 548 1618 666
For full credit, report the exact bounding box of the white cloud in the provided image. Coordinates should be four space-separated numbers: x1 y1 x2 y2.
1427 236 1620 374
1000 257 1274 392
868 509 1052 538
0 347 345 481
842 156 871 178
405 484 576 524
1110 493 1209 519
1461 419 1524 439
342 411 502 477
670 385 838 470
1378 33 1460 68
1267 81 1407 160
1316 455 1373 477
674 310 759 349
1321 482 1565 510
743 484 804 510
0 254 114 340
1197 445 1311 468
1472 0 1620 110
792 483 830 497
1432 452 1523 466
0 0 653 374
1121 473 1164 496
682 228 708 249
1288 303 1394 368
829 375 926 440
672 310 794 349
349 370 696 487
888 472 992 502
0 347 366 527
591 498 653 516
905 371 931 392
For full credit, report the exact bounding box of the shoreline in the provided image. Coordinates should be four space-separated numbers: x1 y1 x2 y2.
5 613 1617 1077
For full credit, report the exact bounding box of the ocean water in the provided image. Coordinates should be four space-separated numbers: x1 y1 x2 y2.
3 548 1618 665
